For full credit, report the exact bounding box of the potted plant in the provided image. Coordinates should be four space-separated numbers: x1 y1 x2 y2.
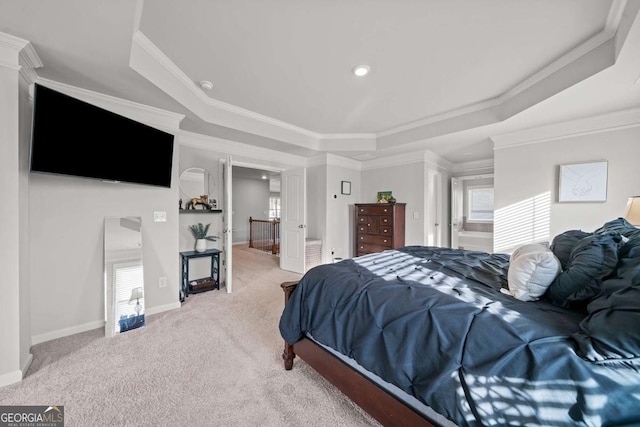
188 223 218 252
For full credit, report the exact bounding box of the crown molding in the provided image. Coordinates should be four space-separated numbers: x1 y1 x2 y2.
424 151 454 172
178 129 306 168
451 158 494 174
307 153 362 170
361 150 428 171
491 107 640 149
0 31 28 67
35 78 184 131
0 32 42 86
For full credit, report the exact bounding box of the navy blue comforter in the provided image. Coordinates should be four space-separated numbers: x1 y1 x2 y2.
279 246 640 426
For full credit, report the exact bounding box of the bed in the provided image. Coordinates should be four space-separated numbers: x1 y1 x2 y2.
279 218 640 426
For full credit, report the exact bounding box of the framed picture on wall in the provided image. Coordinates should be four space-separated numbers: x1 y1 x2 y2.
558 161 608 202
341 181 351 195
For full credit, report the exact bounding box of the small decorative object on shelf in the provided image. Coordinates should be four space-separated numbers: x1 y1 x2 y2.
188 222 218 253
377 191 393 203
179 198 183 209
388 196 396 204
185 194 211 210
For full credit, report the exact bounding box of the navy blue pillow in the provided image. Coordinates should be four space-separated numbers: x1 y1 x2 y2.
594 217 638 237
545 232 623 308
550 229 592 270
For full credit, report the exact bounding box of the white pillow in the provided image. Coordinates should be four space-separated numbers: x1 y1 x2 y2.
506 243 561 301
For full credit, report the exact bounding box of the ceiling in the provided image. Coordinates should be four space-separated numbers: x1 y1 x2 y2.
1 0 639 164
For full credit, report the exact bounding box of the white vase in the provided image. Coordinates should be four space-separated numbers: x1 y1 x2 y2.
195 239 207 253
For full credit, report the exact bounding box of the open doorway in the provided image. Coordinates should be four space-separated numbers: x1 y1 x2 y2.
451 174 495 253
231 165 282 256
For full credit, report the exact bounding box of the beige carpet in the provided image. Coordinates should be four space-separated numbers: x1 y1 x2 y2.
0 245 380 426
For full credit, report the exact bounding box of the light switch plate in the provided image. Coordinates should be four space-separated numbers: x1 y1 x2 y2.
413 211 419 220
154 211 167 222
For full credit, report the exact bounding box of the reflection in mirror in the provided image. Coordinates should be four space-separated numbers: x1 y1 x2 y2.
180 167 214 207
104 216 145 337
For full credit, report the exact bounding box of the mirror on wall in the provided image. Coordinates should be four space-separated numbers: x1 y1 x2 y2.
179 167 217 209
104 216 145 337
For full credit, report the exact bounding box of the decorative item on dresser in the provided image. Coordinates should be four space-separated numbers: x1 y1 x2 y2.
354 203 406 257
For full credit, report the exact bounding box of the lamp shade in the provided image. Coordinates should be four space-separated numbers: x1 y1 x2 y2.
128 287 144 304
624 196 640 226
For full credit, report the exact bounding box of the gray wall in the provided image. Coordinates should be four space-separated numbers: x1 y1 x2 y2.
494 126 640 252
362 162 425 247
29 150 180 342
232 175 272 244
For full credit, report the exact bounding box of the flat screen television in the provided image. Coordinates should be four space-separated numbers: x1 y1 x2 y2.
30 83 175 188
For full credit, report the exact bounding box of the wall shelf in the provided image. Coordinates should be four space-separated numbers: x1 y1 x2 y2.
179 209 223 214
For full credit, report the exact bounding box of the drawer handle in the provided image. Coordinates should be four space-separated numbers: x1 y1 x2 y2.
360 237 364 240
384 209 388 212
367 224 371 226
384 240 388 243
360 246 364 249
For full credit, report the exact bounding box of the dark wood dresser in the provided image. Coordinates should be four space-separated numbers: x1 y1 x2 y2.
354 203 406 256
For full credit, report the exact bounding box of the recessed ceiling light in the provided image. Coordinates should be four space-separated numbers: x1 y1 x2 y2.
352 65 370 77
199 80 214 91
261 175 267 180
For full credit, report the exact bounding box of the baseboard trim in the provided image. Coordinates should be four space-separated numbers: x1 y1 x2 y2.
30 302 181 346
146 301 181 316
31 319 105 346
21 353 33 378
0 369 23 388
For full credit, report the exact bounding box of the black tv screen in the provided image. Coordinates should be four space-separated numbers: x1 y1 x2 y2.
30 83 174 188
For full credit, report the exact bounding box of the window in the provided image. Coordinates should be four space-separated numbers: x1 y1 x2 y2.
269 197 280 219
467 186 494 222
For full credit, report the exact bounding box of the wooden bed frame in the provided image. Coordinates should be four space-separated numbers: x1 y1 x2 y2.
281 281 441 427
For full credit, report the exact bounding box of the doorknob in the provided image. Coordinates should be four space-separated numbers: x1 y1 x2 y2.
298 224 304 228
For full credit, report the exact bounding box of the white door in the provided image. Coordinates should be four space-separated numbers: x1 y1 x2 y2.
222 155 233 293
280 167 306 273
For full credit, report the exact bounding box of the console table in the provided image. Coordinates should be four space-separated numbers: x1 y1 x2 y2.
179 249 221 302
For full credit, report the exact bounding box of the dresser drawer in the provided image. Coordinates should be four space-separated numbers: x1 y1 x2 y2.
379 216 393 226
356 243 390 254
379 225 392 235
356 216 379 234
356 205 394 216
356 224 393 236
357 234 392 247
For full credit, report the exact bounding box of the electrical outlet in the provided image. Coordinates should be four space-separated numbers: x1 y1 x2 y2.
158 276 167 288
